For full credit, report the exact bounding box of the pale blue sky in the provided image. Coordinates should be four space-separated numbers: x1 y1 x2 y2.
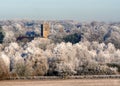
0 0 120 22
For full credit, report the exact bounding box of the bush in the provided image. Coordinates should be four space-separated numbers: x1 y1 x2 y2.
107 63 120 73
76 62 117 75
32 58 48 76
14 62 26 76
14 61 33 77
0 58 9 80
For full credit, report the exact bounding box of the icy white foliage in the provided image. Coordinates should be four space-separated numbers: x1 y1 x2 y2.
0 37 120 76
1 20 120 76
0 52 10 69
48 41 119 75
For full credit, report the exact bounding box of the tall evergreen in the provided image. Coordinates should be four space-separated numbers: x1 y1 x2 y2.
0 26 5 43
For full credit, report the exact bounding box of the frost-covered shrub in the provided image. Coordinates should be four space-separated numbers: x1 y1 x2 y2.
29 38 52 50
14 59 34 77
0 57 9 79
0 52 10 71
48 42 76 76
32 57 48 76
76 61 117 75
14 61 27 76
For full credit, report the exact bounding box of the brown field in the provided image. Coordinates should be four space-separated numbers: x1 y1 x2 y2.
0 79 120 86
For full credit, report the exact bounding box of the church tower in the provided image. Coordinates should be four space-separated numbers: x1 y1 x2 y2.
41 22 50 38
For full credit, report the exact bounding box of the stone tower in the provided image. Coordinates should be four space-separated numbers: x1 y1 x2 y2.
41 22 50 38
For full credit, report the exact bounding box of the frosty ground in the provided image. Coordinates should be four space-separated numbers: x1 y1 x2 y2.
0 79 120 86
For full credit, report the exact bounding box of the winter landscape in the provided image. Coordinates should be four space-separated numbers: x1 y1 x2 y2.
0 20 120 85
0 0 120 86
